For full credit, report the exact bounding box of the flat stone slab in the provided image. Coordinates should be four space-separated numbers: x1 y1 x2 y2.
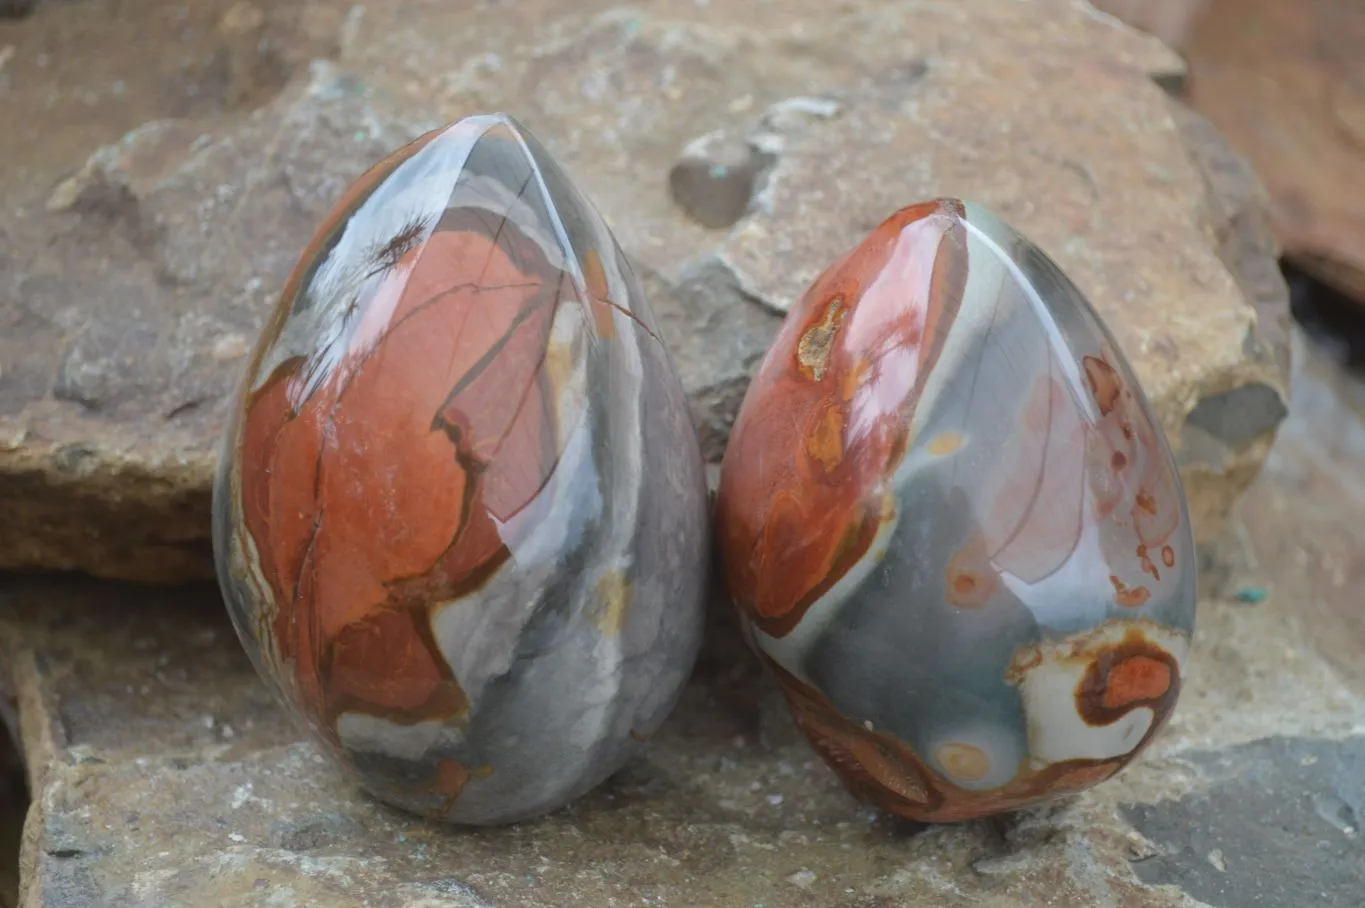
4 536 1363 908
1124 735 1365 908
7 319 1361 906
0 0 1287 583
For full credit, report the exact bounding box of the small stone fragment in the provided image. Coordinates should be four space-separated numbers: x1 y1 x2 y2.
210 333 250 362
668 130 776 229
750 96 842 154
218 1 265 35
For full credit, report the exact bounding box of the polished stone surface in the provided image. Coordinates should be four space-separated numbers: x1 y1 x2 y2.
212 114 709 825
716 199 1197 822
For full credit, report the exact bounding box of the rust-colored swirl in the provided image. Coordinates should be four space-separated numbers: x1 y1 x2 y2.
715 199 970 638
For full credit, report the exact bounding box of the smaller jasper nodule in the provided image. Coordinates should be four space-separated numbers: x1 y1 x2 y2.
211 114 710 825
715 199 1196 823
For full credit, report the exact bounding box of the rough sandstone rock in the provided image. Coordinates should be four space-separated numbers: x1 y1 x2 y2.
0 0 1289 582
1090 0 1365 313
0 62 431 583
1164 98 1292 552
4 562 1363 908
10 439 1365 906
1178 0 1365 306
7 327 1365 908
5 322 1360 907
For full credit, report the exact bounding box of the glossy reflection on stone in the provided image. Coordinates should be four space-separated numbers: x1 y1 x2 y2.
211 114 710 826
715 199 1196 823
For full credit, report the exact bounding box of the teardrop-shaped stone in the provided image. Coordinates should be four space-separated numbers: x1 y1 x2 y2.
715 198 1196 822
212 114 710 825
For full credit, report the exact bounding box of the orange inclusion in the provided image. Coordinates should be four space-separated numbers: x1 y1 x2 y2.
944 532 998 608
926 431 966 456
715 201 967 635
934 742 992 782
804 402 846 474
1103 656 1172 708
1110 575 1152 607
1083 356 1122 415
582 247 618 340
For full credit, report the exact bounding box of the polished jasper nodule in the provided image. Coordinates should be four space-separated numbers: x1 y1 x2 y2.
715 199 1196 822
211 114 710 825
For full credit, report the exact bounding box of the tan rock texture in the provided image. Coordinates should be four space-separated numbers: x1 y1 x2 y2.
3 566 1362 907
6 324 1363 907
0 0 1287 582
1177 0 1365 305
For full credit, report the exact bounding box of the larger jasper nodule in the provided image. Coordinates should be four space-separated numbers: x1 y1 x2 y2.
212 114 710 825
715 199 1196 823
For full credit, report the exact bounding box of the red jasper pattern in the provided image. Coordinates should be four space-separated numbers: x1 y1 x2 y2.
714 199 1196 822
212 114 709 825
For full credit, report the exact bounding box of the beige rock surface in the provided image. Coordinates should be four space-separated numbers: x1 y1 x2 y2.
5 320 1363 907
3 563 1362 907
1097 0 1365 305
0 0 1287 582
1179 0 1365 305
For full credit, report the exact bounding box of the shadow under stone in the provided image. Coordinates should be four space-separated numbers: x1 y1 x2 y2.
0 720 25 908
